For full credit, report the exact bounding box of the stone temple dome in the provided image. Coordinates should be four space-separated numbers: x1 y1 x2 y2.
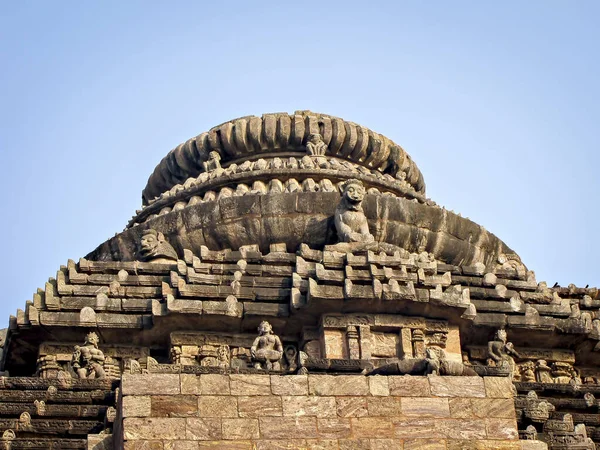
89 110 518 270
2 110 599 449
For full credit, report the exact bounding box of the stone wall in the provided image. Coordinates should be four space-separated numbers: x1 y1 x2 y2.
117 373 533 450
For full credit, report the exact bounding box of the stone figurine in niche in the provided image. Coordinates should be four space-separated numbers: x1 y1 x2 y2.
250 321 283 370
71 332 106 379
306 133 327 156
202 151 222 172
487 329 520 379
139 229 178 263
330 179 403 255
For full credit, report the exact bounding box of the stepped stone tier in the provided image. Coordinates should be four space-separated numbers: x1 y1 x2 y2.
2 110 598 449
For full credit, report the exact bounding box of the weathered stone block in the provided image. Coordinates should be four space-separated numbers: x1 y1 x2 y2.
122 374 180 395
471 398 516 419
441 419 487 440
282 396 336 418
485 418 519 440
229 374 271 395
308 375 369 396
448 398 473 418
238 396 282 417
316 417 352 439
447 440 520 450
259 416 318 439
428 376 485 398
200 374 230 395
304 440 339 450
370 439 404 450
391 418 444 439
366 397 402 416
254 440 307 450
185 418 222 440
198 396 237 418
368 376 390 396
403 439 446 450
222 418 259 440
88 434 113 450
181 374 201 395
270 375 308 395
122 396 151 418
402 397 450 417
123 418 185 440
338 438 371 450
484 377 515 399
163 442 198 450
194 442 253 449
123 441 164 450
336 397 368 417
151 395 198 417
388 376 430 396
350 417 395 438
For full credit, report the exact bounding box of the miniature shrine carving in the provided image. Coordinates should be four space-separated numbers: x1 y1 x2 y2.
71 332 106 379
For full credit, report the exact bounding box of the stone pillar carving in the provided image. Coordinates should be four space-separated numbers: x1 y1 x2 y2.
347 326 360 360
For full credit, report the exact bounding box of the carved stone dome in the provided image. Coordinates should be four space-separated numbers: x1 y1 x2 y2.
88 110 519 270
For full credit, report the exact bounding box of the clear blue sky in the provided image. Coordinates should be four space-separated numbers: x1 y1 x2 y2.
1 1 599 325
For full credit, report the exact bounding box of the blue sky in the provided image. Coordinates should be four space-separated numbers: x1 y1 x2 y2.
1 1 599 324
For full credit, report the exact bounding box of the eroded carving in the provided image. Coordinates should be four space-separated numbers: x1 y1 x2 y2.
71 332 106 379
487 329 520 380
251 321 283 371
139 229 178 263
306 133 327 156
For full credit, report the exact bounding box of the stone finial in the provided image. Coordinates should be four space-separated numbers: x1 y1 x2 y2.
250 321 283 371
71 332 106 379
139 229 178 263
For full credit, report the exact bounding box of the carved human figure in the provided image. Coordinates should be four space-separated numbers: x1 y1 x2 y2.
71 332 105 379
217 345 230 369
487 329 520 379
335 179 374 244
535 359 554 383
306 133 327 156
202 151 222 172
250 321 283 371
139 229 178 263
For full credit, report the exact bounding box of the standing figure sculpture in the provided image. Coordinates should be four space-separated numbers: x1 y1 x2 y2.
488 329 520 379
250 321 283 371
139 229 178 263
72 332 106 379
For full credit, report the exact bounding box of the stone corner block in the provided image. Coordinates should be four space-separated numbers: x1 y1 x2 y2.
484 376 515 398
271 375 308 395
308 375 369 396
428 375 485 398
229 374 271 396
121 374 181 396
122 395 151 418
368 376 390 396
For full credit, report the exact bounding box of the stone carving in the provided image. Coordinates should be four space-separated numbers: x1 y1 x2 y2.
329 179 403 255
523 391 555 422
139 229 178 263
202 151 222 172
535 359 554 383
284 345 298 372
71 332 106 379
370 347 477 376
520 425 538 440
519 361 536 382
487 329 520 379
250 321 283 370
306 133 327 156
